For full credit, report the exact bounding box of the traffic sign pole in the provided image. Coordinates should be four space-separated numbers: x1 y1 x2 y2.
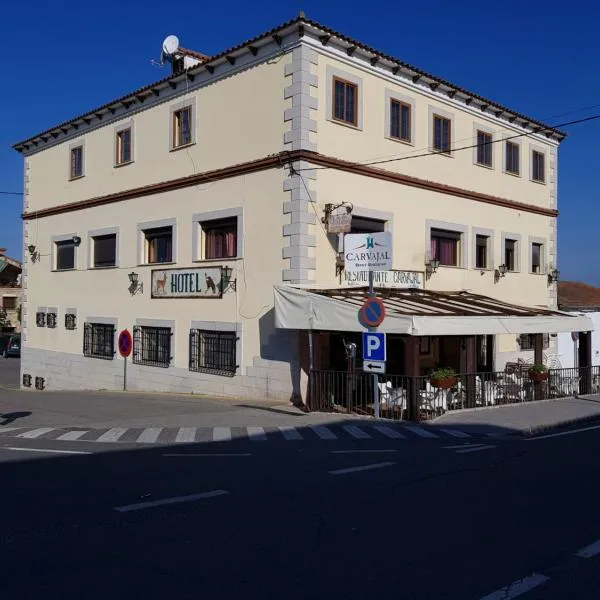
123 355 127 392
368 271 380 419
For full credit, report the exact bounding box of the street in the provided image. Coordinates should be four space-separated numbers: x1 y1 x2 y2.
0 354 19 389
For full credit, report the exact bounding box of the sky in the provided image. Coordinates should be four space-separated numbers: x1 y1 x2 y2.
1 0 599 283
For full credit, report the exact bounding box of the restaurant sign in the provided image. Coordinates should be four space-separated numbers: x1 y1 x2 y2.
151 267 223 299
344 269 424 289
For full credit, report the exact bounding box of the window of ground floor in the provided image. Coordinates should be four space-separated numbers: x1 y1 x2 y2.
189 329 237 377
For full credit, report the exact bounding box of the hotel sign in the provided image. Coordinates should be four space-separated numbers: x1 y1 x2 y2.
344 269 424 289
326 212 352 234
343 232 393 273
151 267 223 299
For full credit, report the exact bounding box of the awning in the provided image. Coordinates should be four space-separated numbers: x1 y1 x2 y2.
273 285 594 336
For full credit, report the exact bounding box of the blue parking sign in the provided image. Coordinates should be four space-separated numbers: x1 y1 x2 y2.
362 332 386 362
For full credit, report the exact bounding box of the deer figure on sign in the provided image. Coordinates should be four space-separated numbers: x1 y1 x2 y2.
155 271 167 294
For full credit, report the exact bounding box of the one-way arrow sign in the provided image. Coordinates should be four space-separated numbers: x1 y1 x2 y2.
363 360 386 374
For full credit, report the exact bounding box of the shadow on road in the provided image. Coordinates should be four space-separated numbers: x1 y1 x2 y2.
0 411 32 425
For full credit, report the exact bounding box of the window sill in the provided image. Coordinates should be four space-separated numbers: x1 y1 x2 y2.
170 142 196 153
438 264 465 270
69 175 85 182
475 162 494 170
529 271 546 276
472 267 494 271
90 265 118 270
504 170 521 178
138 262 176 267
114 160 134 169
430 148 454 158
530 178 546 186
385 135 413 146
328 117 362 132
192 257 243 264
52 268 76 272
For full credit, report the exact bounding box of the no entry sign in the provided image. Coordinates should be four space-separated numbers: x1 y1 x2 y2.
118 329 133 358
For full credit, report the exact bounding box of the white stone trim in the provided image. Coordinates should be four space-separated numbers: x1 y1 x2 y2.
500 232 522 272
87 226 120 269
471 227 495 270
191 207 243 261
86 316 118 326
425 219 468 268
325 64 363 130
136 218 177 266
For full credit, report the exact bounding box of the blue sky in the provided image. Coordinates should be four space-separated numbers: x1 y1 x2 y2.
2 0 599 283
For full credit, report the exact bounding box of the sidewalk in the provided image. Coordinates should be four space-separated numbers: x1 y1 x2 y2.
431 395 600 436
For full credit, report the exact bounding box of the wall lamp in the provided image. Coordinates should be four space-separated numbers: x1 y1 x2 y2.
494 263 508 282
72 235 82 246
27 244 39 263
128 271 143 295
222 266 237 292
548 268 560 284
425 258 440 277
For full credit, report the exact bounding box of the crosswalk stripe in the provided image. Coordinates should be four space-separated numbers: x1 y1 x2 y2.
343 425 371 439
439 428 470 438
311 425 338 440
247 427 267 441
96 428 128 443
18 428 55 439
372 425 406 439
213 427 232 442
402 425 439 439
136 428 163 444
278 426 303 440
57 430 89 441
175 428 197 443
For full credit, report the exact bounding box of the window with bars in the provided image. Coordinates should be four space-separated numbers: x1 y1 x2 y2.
189 329 237 377
2 296 16 310
65 313 77 330
333 77 358 126
519 334 549 350
433 115 451 154
83 323 115 359
36 311 46 327
70 145 84 179
532 150 545 183
173 106 193 148
203 218 237 259
133 326 172 368
47 312 57 328
476 130 493 167
390 99 411 142
505 141 520 175
115 128 132 165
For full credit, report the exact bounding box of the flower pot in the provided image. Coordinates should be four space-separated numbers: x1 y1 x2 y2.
529 371 549 382
430 376 457 389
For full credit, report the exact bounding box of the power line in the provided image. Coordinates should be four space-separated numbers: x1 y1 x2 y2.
0 191 22 196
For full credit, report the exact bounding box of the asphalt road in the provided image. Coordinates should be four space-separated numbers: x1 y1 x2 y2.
0 355 19 389
0 420 600 599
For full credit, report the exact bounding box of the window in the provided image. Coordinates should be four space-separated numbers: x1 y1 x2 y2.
333 77 358 126
519 333 549 350
476 131 493 167
475 235 489 269
93 234 117 268
390 100 411 142
203 218 237 260
2 296 16 310
173 106 192 148
350 216 386 234
431 228 461 267
532 150 545 183
65 313 77 330
189 329 237 376
433 115 451 154
505 141 520 175
83 323 115 360
47 312 57 329
70 145 84 179
531 242 543 274
36 311 46 327
505 238 518 271
116 128 132 165
56 240 76 270
133 326 172 368
144 227 172 264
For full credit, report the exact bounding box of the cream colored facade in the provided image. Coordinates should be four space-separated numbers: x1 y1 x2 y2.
14 16 563 399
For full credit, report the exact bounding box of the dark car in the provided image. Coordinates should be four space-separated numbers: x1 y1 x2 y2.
4 336 20 358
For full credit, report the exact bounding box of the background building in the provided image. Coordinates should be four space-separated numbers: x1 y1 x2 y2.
0 248 21 334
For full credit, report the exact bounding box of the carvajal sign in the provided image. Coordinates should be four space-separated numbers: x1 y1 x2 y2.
151 267 223 298
343 232 393 273
345 269 424 289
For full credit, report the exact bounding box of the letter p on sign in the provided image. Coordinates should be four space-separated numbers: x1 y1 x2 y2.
362 332 386 362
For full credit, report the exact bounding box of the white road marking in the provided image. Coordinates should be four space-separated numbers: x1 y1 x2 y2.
57 430 89 441
402 425 439 438
576 539 600 558
439 428 471 438
96 428 128 443
17 428 55 439
331 449 397 454
342 425 371 439
213 427 232 442
278 426 303 440
136 428 163 444
372 425 406 439
527 423 600 441
247 426 267 441
6 447 90 455
443 443 483 449
114 490 230 513
455 445 496 454
329 461 395 476
311 425 338 440
163 453 252 457
175 428 197 443
479 573 549 600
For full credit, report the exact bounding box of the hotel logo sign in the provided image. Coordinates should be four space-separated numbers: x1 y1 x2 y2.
343 232 393 273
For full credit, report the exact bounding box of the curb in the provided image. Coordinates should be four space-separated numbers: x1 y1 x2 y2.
519 413 600 437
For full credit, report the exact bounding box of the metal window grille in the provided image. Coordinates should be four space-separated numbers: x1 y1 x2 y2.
519 334 549 350
133 326 172 368
47 313 57 328
36 311 46 327
65 313 77 330
83 323 116 360
22 374 32 387
189 329 237 377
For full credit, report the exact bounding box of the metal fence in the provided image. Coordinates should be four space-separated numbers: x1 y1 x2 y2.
308 366 600 422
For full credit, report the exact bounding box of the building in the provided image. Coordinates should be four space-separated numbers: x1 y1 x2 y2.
0 248 22 334
12 14 592 404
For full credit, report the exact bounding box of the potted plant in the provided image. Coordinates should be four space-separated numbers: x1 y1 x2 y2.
430 367 458 389
529 363 549 382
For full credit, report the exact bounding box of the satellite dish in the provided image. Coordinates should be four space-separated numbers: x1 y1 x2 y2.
162 35 180 56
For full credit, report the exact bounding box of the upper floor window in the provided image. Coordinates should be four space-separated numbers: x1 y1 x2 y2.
333 77 358 126
532 150 545 183
350 216 386 234
431 228 461 266
476 131 493 167
390 100 411 142
115 128 132 165
505 141 520 175
475 234 490 269
144 226 172 264
531 242 543 274
203 218 237 260
55 240 76 271
504 238 518 271
173 106 192 148
70 145 84 179
93 234 117 268
433 115 451 154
